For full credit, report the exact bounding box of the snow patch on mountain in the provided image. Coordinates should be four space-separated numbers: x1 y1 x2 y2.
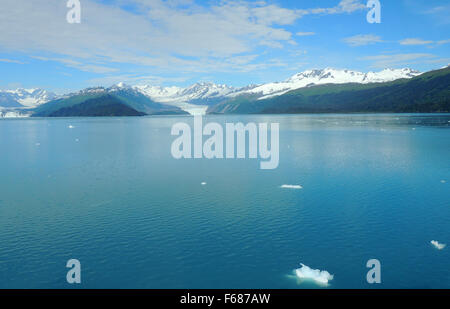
133 85 183 102
231 68 421 100
178 82 235 101
129 67 421 109
134 82 235 103
1 88 57 107
133 82 235 115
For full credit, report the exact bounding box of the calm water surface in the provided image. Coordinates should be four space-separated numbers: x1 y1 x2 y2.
0 114 449 288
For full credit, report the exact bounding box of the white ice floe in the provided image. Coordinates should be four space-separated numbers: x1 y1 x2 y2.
431 240 446 250
280 184 303 189
295 263 334 285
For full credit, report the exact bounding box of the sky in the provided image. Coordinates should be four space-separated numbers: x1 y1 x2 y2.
0 0 449 93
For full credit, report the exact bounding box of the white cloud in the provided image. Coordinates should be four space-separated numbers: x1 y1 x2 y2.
422 5 450 25
0 0 298 72
0 58 24 64
303 0 366 15
337 0 367 13
361 53 435 68
437 39 450 45
400 38 434 45
0 0 367 76
424 6 450 15
344 34 383 47
32 56 117 74
87 74 189 87
297 32 316 36
397 38 450 48
422 57 450 65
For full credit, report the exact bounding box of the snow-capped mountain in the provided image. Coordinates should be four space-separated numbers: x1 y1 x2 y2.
134 82 236 104
132 82 237 114
132 85 182 102
0 67 423 116
231 68 421 99
60 84 143 98
0 88 57 108
130 68 421 106
178 82 235 101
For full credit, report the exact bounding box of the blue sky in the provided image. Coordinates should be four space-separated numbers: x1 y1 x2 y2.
0 0 449 93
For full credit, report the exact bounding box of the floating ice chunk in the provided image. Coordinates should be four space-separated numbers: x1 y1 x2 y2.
431 240 446 250
280 184 303 189
201 182 207 186
295 263 333 285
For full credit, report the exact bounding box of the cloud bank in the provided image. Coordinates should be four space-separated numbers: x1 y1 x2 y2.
344 34 383 47
0 0 366 75
400 38 433 46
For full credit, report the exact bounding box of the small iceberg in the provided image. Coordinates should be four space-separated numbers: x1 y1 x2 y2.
294 263 333 285
431 240 446 250
280 184 303 190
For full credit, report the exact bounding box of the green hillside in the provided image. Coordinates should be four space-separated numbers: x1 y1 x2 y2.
209 67 450 114
32 88 188 117
42 95 146 117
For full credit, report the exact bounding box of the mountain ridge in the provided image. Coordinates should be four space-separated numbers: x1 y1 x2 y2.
0 67 421 111
209 67 450 114
31 86 188 117
0 88 57 109
3 66 448 117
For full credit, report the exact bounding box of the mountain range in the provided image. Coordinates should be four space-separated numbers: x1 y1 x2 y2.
0 88 57 109
210 66 450 114
1 67 449 117
31 85 188 117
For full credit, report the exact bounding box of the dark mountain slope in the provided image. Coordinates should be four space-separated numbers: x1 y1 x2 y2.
45 95 146 117
32 88 188 117
209 67 450 114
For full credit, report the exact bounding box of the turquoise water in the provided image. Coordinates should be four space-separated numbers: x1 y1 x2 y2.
0 114 449 288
